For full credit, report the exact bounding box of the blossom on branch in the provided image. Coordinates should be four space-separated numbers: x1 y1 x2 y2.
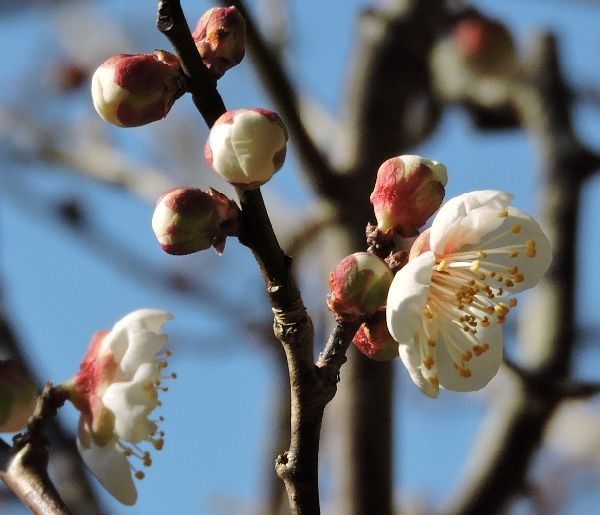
91 51 185 127
386 191 551 398
370 155 447 238
64 310 174 505
193 6 246 79
205 108 288 190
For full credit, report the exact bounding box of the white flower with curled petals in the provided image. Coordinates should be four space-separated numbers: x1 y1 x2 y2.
386 191 552 398
64 309 174 505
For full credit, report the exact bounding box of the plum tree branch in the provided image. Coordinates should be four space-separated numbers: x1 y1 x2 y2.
0 385 71 515
156 2 363 512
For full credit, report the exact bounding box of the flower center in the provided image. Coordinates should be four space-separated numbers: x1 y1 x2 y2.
418 222 537 384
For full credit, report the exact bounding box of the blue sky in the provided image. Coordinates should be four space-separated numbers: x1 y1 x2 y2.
2 0 600 513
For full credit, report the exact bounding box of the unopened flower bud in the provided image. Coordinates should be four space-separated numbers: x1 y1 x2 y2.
205 108 288 190
328 252 393 319
152 187 240 255
0 360 37 432
193 6 246 79
454 16 516 75
92 50 185 127
370 155 447 238
353 311 398 361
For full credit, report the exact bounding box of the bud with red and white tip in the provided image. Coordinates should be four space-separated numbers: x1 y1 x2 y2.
192 6 246 79
0 360 38 433
353 311 399 362
454 16 517 76
205 108 288 190
370 155 447 239
328 252 393 320
91 50 185 127
152 187 240 255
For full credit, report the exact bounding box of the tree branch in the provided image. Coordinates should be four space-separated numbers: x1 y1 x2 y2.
0 385 71 515
156 3 363 513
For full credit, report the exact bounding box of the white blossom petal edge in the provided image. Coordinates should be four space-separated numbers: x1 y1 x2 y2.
387 190 551 397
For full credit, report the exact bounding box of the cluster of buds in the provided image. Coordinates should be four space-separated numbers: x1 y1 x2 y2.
193 6 246 79
0 360 37 433
152 187 240 255
370 155 447 240
91 6 246 128
327 252 393 321
205 108 288 190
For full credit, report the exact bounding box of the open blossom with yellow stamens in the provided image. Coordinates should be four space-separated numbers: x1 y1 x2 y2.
63 310 174 505
386 190 551 398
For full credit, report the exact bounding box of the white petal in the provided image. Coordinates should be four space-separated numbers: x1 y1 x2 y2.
102 363 160 443
77 431 137 505
119 331 167 378
386 252 434 345
105 310 171 377
398 337 439 398
114 309 173 334
436 321 503 392
475 207 552 294
431 190 513 255
209 123 242 181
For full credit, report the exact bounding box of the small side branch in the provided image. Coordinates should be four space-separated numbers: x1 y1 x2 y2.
1 384 70 515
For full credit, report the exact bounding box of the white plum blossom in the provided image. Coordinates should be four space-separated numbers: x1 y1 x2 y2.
386 191 551 398
64 309 174 505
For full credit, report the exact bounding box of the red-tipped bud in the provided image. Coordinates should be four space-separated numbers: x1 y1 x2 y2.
193 6 246 79
328 252 393 320
454 16 516 74
152 187 240 255
353 311 399 361
370 155 447 238
205 108 288 190
0 360 37 432
91 50 185 127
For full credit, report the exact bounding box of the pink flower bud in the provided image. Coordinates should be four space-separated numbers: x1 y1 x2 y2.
328 252 393 319
370 155 447 238
353 311 399 361
152 187 240 255
454 16 516 75
0 360 37 432
205 108 288 190
192 6 246 79
91 50 185 127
